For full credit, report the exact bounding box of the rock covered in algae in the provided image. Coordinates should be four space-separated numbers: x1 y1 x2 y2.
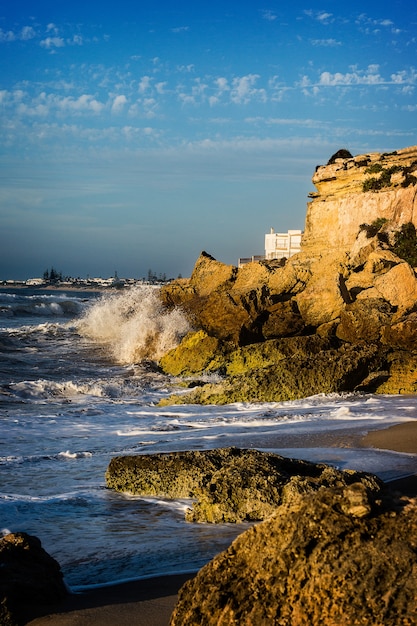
106 447 383 523
159 341 388 405
170 486 417 626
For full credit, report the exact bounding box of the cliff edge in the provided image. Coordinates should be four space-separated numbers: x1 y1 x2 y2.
159 145 417 404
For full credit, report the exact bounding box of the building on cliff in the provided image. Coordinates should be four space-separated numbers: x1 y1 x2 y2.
264 228 303 260
238 228 303 267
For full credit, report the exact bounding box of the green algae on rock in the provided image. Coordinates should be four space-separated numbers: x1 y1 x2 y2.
106 447 383 524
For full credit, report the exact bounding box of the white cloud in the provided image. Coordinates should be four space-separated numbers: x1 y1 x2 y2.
20 26 36 41
230 74 266 104
305 10 333 24
261 10 277 22
318 65 383 86
155 82 166 94
111 95 127 113
138 76 152 93
177 64 195 73
71 35 83 46
0 26 36 42
215 77 229 92
40 37 65 49
311 38 341 47
0 29 16 42
171 26 189 33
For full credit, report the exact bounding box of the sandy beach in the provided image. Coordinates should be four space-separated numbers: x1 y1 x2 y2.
22 421 417 626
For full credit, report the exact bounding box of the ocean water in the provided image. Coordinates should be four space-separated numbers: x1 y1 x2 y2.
1 286 416 590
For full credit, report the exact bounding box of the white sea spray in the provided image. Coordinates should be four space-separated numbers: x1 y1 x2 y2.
76 285 191 364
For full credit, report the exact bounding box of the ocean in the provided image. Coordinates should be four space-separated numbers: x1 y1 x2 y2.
1 285 416 590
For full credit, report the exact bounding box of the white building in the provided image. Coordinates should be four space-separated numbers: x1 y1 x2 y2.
264 228 303 260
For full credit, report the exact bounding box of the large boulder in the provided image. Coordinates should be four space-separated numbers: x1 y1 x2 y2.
106 447 383 524
160 342 387 405
336 298 394 342
170 486 417 626
0 532 67 626
159 330 223 376
161 252 274 346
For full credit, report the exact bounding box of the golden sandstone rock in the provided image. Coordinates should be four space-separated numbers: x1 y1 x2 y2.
159 145 417 403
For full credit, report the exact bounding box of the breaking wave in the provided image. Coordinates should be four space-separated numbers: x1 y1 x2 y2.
76 285 191 364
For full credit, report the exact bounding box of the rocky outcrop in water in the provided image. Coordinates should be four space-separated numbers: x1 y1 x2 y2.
106 447 383 523
170 486 417 626
158 146 417 404
0 532 67 626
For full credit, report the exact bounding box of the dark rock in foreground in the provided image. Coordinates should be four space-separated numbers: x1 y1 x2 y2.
170 486 417 626
0 532 67 626
106 447 383 523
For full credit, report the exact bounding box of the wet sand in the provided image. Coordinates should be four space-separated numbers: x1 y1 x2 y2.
23 421 417 626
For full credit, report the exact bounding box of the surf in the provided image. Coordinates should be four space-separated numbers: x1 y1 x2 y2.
77 285 191 364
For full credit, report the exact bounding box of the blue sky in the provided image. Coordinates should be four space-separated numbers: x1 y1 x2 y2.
1 1 416 280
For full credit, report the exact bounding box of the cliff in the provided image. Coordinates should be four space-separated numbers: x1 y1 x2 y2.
158 145 417 404
303 145 417 253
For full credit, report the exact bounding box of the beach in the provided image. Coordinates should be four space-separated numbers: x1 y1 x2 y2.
23 420 417 626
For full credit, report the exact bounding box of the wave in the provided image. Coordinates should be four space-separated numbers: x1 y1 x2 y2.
0 450 93 466
0 292 85 318
76 285 191 364
2 376 148 402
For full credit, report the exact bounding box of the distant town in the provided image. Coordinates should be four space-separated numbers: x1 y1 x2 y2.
2 228 303 289
1 268 180 289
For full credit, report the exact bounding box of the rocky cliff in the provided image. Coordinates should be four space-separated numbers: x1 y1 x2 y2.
303 145 417 253
158 145 417 404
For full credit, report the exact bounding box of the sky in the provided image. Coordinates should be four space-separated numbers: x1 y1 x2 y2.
1 1 416 280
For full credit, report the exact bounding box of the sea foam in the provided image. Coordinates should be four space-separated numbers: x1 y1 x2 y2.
77 285 191 364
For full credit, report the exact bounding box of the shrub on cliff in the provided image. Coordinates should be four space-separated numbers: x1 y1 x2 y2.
326 148 353 164
392 222 417 267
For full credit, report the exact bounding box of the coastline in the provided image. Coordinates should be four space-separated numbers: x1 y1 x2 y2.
23 420 417 626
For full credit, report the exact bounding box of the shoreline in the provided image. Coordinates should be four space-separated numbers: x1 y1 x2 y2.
23 420 417 626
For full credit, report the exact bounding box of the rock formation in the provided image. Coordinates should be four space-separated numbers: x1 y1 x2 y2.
170 486 417 626
158 145 417 404
0 532 67 626
106 447 383 523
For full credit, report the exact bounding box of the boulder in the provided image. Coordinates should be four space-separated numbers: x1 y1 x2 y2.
336 299 393 343
159 330 223 376
170 486 417 626
294 255 351 327
374 350 417 394
0 532 67 626
373 262 417 311
161 252 272 346
160 342 387 405
381 312 417 349
106 448 383 524
261 300 305 338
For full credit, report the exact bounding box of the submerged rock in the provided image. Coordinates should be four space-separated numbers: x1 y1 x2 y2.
170 486 417 626
0 532 67 626
106 447 383 523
